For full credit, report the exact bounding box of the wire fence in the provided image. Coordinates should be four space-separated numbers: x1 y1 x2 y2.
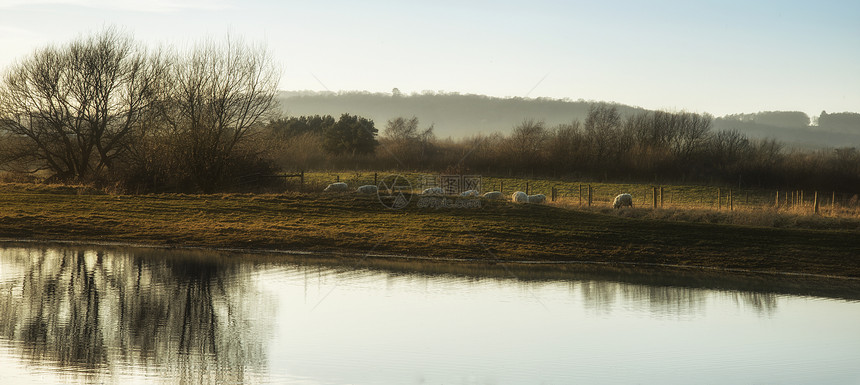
302 171 860 217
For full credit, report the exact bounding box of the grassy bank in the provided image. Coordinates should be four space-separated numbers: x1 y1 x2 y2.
300 171 860 230
302 171 860 216
1 182 859 278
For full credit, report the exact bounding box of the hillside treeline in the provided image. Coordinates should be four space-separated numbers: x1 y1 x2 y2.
271 105 860 191
715 110 860 133
278 90 646 139
282 91 860 148
712 111 860 149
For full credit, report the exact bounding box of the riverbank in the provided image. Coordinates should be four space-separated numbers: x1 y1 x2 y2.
2 183 859 278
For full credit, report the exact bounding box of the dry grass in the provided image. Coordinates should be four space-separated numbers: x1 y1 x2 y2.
2 180 860 278
299 171 860 227
552 199 860 231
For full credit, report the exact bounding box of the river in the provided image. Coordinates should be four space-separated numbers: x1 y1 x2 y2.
0 243 858 384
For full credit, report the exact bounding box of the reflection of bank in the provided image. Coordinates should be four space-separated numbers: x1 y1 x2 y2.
0 246 272 384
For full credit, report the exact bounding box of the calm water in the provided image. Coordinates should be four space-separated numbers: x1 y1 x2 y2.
0 244 859 384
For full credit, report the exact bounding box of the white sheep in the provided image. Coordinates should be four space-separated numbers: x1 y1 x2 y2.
460 189 479 197
512 191 528 203
482 191 504 200
421 187 444 195
356 185 378 194
324 182 348 192
613 193 633 208
527 194 546 204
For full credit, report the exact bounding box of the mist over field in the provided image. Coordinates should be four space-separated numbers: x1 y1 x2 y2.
278 90 860 149
2 25 858 193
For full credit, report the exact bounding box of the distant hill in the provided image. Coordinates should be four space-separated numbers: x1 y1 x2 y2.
712 111 860 149
277 91 860 148
276 90 646 138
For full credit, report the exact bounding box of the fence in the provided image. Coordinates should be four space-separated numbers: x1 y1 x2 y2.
546 184 859 215
482 177 860 216
302 171 860 216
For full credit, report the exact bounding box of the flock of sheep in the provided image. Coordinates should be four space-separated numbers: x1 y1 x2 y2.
423 187 547 204
324 181 633 208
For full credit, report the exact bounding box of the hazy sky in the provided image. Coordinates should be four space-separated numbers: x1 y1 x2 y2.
0 0 858 117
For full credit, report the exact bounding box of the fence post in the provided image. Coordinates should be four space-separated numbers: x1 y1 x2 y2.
653 187 658 208
579 184 583 206
374 172 378 185
729 189 733 211
551 186 556 202
660 187 664 208
500 181 504 194
801 190 804 207
336 174 340 183
718 188 722 210
775 191 779 209
588 185 592 207
814 191 820 214
526 182 530 196
832 191 836 212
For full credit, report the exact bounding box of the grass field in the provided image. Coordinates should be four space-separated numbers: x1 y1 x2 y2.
1 180 859 279
298 171 860 228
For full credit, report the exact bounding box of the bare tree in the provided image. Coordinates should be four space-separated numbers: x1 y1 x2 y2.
499 119 546 174
707 129 752 176
583 104 624 165
547 120 584 171
381 116 435 167
509 119 548 159
383 116 419 141
162 36 280 191
0 28 166 181
669 112 712 161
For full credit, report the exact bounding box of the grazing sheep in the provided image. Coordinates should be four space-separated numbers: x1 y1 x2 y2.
324 182 348 192
613 193 633 208
421 187 444 195
482 191 504 200
527 194 546 204
512 191 528 203
356 185 378 194
460 189 479 197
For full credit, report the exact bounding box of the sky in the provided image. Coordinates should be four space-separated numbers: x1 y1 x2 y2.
0 0 858 118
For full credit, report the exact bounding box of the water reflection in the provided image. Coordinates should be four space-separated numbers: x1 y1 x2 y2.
578 280 779 318
1 244 858 384
0 246 273 384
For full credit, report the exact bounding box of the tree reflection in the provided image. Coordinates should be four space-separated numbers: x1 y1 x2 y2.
730 291 779 315
0 246 273 383
577 279 779 318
